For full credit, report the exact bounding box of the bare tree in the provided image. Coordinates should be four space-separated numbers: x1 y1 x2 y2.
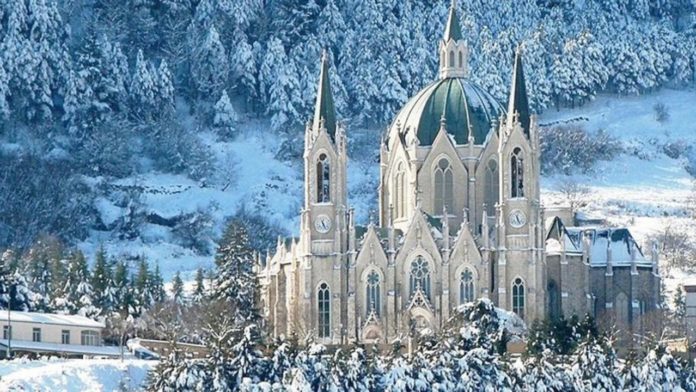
556 179 591 220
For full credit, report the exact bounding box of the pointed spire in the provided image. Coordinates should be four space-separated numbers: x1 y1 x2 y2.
313 50 337 139
443 0 463 42
507 46 531 136
439 0 468 79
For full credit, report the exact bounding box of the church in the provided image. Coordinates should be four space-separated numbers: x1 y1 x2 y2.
258 4 662 345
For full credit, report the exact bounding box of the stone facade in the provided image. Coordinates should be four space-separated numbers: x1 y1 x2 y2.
258 5 661 345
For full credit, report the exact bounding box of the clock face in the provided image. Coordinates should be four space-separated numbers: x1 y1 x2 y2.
509 209 527 228
314 214 332 233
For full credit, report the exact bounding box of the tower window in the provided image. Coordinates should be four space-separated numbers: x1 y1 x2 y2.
318 283 331 338
484 159 498 216
449 50 455 67
316 153 331 203
409 257 431 300
434 158 454 214
366 270 381 316
511 148 524 198
460 268 475 304
512 278 525 319
394 162 406 219
458 51 463 68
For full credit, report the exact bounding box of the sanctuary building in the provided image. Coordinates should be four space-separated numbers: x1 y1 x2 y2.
258 5 662 345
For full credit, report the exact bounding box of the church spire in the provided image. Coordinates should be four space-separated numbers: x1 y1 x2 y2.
443 0 463 42
439 0 468 79
313 50 337 139
507 46 531 136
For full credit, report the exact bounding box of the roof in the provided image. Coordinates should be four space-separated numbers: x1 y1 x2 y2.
507 48 530 136
312 51 337 140
387 77 505 146
546 217 652 267
0 339 122 357
443 2 463 42
0 311 104 329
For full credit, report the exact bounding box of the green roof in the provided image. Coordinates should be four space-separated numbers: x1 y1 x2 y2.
313 52 337 139
443 4 463 42
507 49 530 136
390 77 505 146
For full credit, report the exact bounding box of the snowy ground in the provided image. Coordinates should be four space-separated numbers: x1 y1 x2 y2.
0 358 154 391
79 88 696 293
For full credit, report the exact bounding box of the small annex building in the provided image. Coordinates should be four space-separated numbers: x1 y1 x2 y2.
0 311 121 358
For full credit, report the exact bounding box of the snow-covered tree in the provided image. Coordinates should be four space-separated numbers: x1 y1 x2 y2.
191 24 229 97
212 220 258 323
624 344 685 391
191 268 207 303
130 49 158 120
569 335 622 392
213 89 239 137
171 271 185 305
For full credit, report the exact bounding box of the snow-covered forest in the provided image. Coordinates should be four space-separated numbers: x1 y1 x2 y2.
0 0 694 253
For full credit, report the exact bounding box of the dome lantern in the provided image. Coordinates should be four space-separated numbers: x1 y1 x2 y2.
439 0 468 79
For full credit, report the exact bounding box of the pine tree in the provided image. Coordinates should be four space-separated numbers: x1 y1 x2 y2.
171 271 185 305
212 220 258 323
150 263 166 304
91 246 114 314
624 344 685 391
673 285 687 334
229 324 265 388
113 259 132 314
192 267 207 303
155 59 175 117
129 49 157 121
133 257 152 316
191 24 229 97
213 89 239 137
570 335 621 392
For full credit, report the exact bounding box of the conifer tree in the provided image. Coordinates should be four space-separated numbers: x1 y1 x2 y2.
212 220 258 323
92 246 114 313
113 260 132 314
171 271 185 305
150 263 166 304
213 89 239 137
191 24 229 97
192 267 207 303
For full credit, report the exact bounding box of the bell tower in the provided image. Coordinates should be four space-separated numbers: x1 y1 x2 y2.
298 51 349 343
495 48 545 322
300 51 348 256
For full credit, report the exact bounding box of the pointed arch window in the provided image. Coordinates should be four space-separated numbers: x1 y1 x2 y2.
512 278 525 319
366 270 381 317
434 158 454 214
449 50 455 67
316 153 331 203
318 283 331 338
484 159 498 216
458 51 463 68
409 257 431 300
394 162 406 219
511 148 524 198
460 268 475 304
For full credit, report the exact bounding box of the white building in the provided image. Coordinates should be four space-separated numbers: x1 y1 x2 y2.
0 311 121 358
258 3 661 345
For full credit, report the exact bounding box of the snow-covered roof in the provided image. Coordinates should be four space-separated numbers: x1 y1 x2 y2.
546 217 652 267
0 339 122 357
0 311 104 329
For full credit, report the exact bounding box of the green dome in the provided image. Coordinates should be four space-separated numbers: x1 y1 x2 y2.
389 77 505 146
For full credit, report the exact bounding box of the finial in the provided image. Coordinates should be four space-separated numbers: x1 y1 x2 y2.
321 48 329 63
439 112 447 133
451 0 457 9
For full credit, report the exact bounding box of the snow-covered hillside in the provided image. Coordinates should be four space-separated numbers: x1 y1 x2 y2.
0 358 154 391
80 89 696 288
